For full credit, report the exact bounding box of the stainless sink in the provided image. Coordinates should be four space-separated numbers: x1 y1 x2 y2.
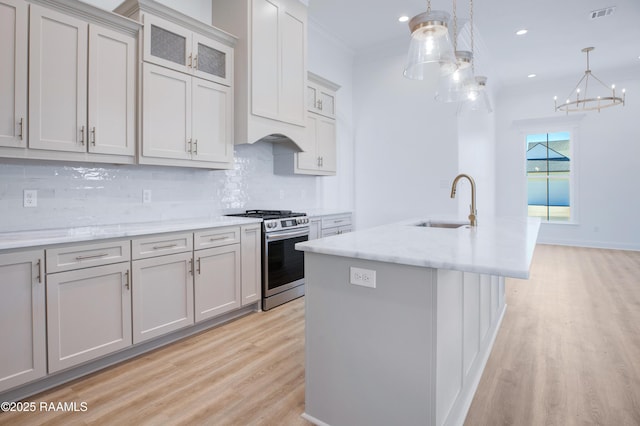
413 221 470 229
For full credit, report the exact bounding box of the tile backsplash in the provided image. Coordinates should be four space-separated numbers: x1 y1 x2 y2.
0 142 319 232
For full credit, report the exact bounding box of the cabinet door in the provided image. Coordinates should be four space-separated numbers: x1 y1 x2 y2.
143 13 191 75
88 24 136 156
194 244 241 321
308 219 321 240
192 78 233 164
132 252 194 343
240 224 261 306
317 88 336 119
142 63 192 160
296 113 319 171
0 250 45 392
279 8 306 126
0 0 27 148
192 33 233 86
251 0 279 120
29 5 87 153
317 116 336 172
47 262 132 373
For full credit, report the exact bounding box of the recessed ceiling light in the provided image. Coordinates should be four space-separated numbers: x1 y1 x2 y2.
398 15 409 23
528 74 537 78
516 29 528 36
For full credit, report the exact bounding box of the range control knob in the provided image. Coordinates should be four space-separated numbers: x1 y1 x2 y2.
266 222 276 229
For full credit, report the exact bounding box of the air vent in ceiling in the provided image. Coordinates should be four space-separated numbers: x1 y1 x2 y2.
590 6 616 20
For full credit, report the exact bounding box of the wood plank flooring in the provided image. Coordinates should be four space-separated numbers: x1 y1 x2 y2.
1 244 639 425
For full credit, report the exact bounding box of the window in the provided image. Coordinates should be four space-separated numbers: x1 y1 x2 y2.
526 131 571 222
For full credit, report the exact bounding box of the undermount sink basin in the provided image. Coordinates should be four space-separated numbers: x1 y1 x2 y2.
413 221 470 229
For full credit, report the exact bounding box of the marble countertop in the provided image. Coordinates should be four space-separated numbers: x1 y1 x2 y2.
296 217 541 279
0 216 262 251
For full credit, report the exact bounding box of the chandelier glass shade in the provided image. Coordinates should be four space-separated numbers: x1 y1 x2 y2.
555 47 626 113
403 10 457 80
435 51 475 102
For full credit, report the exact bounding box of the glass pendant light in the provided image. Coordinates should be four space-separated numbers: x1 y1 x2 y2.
403 0 457 80
461 76 492 112
436 51 475 102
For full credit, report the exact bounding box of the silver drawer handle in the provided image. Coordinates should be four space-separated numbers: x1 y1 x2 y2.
333 219 345 224
153 243 178 250
76 252 109 261
209 236 228 242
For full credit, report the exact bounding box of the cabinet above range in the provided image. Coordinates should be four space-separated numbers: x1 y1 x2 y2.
211 0 308 150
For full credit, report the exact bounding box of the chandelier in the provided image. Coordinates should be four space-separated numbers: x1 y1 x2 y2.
554 47 626 113
403 0 457 79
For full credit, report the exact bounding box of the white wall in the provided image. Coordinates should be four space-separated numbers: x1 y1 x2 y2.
495 70 640 250
352 41 463 230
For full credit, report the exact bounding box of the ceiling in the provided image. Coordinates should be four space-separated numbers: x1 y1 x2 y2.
307 0 640 88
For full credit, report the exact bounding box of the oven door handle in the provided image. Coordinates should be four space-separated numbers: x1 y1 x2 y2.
265 228 309 242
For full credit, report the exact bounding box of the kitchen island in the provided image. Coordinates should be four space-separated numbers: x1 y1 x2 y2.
296 217 540 426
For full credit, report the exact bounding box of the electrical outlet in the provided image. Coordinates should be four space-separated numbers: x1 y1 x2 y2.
23 189 37 208
143 189 152 204
350 267 376 288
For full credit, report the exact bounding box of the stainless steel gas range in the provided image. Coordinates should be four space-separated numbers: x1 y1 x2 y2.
227 210 309 310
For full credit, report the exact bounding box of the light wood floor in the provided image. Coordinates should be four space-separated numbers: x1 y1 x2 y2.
1 244 639 425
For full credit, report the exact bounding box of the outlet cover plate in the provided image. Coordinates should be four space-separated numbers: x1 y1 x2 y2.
350 267 376 288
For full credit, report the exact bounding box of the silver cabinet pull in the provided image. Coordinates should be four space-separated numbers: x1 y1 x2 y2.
189 258 194 275
193 139 198 155
124 270 130 290
18 118 24 140
152 243 178 250
193 55 198 70
79 125 85 145
188 53 193 68
91 127 96 145
317 156 321 167
209 236 228 242
333 219 345 224
197 258 201 275
75 252 108 261
187 138 192 153
36 259 42 283
318 99 323 110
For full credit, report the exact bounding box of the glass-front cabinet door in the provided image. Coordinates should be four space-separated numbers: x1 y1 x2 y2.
192 33 232 86
143 14 191 74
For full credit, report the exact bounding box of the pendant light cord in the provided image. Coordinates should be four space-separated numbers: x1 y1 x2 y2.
470 0 474 74
453 0 457 51
427 0 432 15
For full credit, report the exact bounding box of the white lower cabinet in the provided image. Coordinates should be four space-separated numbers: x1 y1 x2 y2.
46 262 132 373
131 251 194 344
320 213 352 237
194 244 241 321
0 250 46 392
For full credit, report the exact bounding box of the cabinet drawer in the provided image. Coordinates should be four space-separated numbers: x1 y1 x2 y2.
194 226 240 250
321 226 352 238
321 214 352 230
46 240 130 273
132 232 193 260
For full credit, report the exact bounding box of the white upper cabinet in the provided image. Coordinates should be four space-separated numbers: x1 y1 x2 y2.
274 72 339 176
116 0 236 169
0 0 28 149
143 14 232 87
26 2 138 164
211 0 308 147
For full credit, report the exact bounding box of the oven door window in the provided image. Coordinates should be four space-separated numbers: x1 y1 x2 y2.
266 234 307 293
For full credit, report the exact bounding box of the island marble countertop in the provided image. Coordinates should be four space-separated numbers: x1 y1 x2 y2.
0 216 262 251
296 216 541 279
